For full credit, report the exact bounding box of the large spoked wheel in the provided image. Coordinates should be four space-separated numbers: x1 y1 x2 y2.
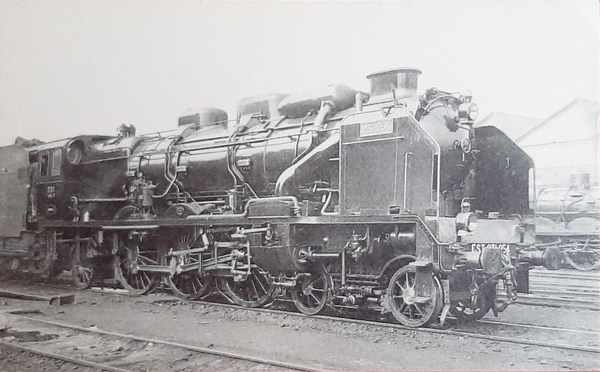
71 243 95 289
291 270 331 315
221 267 274 308
387 265 442 327
449 278 492 321
164 234 212 300
167 273 211 300
114 245 159 295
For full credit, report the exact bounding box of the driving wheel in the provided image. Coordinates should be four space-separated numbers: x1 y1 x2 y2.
164 233 212 300
114 243 159 295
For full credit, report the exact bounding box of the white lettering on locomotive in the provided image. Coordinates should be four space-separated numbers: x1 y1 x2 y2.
471 243 511 252
360 119 393 137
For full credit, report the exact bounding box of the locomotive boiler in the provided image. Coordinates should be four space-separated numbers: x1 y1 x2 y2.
0 67 560 327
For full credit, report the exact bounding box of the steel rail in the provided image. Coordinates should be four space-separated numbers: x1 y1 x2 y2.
513 298 600 311
478 319 600 335
0 340 133 372
529 271 600 281
49 282 600 337
6 313 328 372
185 299 600 354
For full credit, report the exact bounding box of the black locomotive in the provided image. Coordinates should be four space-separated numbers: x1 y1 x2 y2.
0 68 560 327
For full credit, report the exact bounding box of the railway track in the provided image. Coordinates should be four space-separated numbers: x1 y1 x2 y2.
0 272 598 371
88 290 600 356
180 298 600 355
0 341 131 372
2 297 598 371
521 268 600 310
0 310 323 372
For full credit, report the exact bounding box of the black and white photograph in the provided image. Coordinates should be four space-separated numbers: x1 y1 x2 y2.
0 1 598 371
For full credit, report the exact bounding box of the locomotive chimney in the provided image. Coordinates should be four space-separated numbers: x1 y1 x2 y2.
366 68 421 103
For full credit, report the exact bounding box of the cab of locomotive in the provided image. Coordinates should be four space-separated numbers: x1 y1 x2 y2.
28 131 144 222
28 139 83 220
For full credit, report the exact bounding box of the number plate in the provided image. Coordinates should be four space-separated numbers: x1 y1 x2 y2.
360 119 393 137
469 243 513 254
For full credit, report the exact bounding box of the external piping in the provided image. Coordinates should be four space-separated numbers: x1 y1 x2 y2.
291 101 335 165
275 132 340 196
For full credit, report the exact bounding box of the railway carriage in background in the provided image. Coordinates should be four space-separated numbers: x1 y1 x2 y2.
0 68 560 327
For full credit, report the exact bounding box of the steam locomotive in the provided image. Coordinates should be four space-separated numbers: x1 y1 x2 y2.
534 173 599 271
0 68 560 327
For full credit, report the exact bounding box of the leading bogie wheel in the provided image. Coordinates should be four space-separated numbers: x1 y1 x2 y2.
291 270 331 315
387 265 443 327
221 267 274 308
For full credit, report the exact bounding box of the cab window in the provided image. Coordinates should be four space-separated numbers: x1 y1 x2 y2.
51 149 62 176
40 151 49 177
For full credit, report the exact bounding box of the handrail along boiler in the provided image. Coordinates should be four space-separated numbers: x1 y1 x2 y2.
0 68 560 327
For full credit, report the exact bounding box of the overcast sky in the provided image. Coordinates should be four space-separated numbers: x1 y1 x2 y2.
0 0 597 146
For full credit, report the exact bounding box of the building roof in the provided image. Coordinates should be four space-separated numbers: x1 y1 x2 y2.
474 112 541 142
518 98 598 146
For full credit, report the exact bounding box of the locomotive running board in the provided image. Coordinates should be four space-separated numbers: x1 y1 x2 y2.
102 225 159 230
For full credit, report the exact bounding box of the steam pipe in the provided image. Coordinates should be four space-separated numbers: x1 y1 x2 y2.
292 111 316 164
291 101 334 165
313 101 334 131
275 132 340 196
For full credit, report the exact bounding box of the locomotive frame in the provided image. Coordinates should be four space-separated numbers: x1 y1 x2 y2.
0 68 561 328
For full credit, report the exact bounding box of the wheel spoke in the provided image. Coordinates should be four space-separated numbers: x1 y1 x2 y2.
309 292 320 303
140 256 158 265
254 273 268 294
413 303 425 316
142 272 151 287
308 276 323 287
190 278 198 294
249 276 259 299
395 281 405 293
399 302 407 313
